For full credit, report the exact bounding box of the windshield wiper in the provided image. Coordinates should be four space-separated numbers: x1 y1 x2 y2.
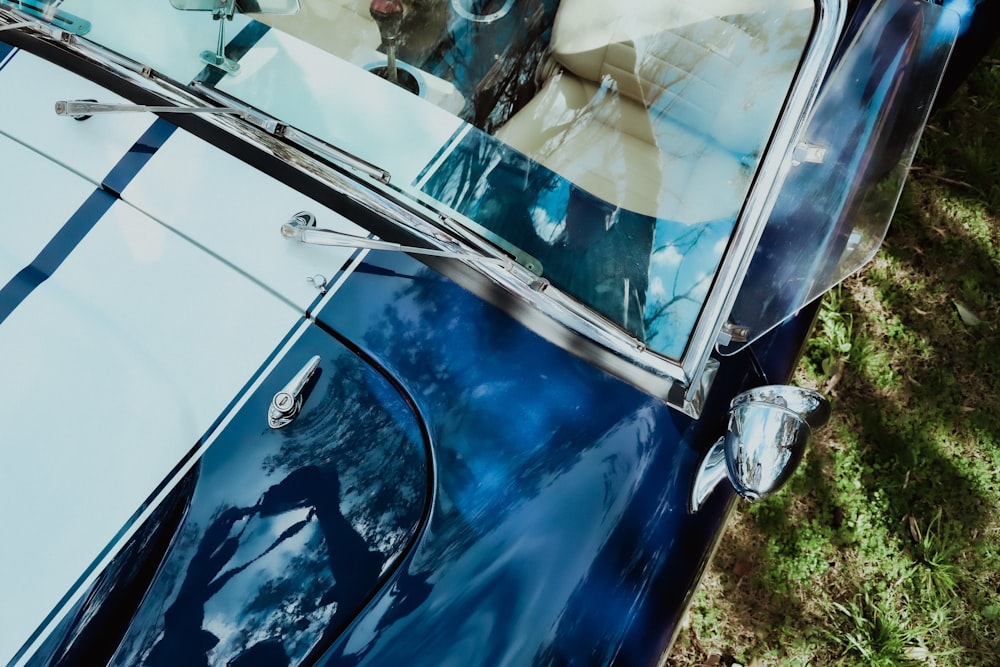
54 100 247 119
54 98 392 184
0 20 36 31
281 212 513 268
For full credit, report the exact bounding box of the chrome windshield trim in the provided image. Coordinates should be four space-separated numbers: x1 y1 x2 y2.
0 20 37 31
679 0 847 406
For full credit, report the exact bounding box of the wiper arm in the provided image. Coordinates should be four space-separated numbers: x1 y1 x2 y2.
54 97 392 184
281 212 513 268
0 21 38 31
54 100 247 118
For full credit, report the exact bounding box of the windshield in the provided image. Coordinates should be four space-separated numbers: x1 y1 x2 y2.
9 0 817 360
415 0 815 360
720 0 958 353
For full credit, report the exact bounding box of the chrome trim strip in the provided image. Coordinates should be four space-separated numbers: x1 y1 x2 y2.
679 0 847 406
277 124 391 184
689 436 728 513
191 83 392 183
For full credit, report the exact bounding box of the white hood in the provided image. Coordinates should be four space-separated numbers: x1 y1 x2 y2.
0 48 365 664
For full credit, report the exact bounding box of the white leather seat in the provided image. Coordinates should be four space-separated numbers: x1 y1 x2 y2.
496 0 815 221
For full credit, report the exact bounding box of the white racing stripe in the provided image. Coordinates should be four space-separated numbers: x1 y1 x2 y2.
121 128 369 312
0 195 302 665
0 45 370 665
0 135 95 288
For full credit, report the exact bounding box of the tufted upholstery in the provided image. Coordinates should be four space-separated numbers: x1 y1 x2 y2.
497 0 815 220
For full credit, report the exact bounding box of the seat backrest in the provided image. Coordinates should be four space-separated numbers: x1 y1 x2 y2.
549 0 815 155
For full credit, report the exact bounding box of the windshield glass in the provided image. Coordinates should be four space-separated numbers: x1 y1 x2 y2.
22 0 816 360
720 0 958 353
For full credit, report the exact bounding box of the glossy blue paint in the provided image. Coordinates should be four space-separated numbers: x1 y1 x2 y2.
110 325 430 667
36 247 745 666
309 251 738 666
37 322 432 666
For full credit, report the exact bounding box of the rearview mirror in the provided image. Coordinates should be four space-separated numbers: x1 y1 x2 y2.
168 0 299 73
169 0 299 14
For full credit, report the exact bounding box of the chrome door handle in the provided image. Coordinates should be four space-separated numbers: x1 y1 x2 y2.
268 355 321 428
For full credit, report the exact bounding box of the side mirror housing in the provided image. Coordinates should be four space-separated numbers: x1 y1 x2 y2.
690 385 830 512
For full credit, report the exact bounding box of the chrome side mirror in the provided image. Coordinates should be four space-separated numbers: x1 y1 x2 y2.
690 385 830 512
169 0 299 73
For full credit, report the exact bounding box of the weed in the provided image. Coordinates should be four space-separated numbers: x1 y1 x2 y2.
909 510 962 600
673 41 1000 667
805 286 853 378
825 593 935 666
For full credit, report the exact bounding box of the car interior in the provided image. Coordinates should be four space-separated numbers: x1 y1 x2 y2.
252 0 816 221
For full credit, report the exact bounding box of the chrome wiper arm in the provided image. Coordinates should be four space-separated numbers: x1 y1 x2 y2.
54 100 247 118
281 212 512 268
59 89 393 185
0 21 38 31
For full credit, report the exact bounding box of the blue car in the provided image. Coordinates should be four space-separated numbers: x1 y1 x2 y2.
0 0 979 665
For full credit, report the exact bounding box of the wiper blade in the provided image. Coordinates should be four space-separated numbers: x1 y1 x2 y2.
54 100 247 118
0 20 37 31
281 212 513 268
55 96 392 184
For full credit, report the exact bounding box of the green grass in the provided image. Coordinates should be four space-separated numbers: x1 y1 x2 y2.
668 45 1000 667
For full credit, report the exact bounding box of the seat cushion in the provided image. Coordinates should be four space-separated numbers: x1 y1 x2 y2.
496 70 749 221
